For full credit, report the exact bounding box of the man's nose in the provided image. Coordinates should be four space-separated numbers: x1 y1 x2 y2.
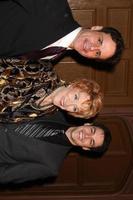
85 131 93 137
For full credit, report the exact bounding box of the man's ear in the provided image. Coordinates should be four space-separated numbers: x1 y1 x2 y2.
84 122 92 126
91 26 103 31
82 147 90 151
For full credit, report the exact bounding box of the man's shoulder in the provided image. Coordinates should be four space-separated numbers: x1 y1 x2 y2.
32 110 70 125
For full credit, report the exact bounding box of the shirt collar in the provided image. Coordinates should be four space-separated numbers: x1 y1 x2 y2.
46 27 82 49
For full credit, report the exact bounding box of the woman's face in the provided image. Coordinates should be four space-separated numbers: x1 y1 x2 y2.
52 85 90 113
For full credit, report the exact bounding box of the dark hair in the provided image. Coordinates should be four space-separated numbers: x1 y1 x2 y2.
89 122 112 154
99 27 125 65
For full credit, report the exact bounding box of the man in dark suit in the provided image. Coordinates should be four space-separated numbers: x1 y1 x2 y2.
0 0 124 65
0 114 111 184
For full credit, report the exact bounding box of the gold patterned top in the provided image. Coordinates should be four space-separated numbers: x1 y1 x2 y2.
0 59 65 123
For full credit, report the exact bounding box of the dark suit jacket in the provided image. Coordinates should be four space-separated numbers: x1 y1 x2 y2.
0 111 71 184
0 0 79 57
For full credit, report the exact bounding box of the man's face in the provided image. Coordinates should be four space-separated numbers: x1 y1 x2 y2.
69 124 104 150
71 29 116 60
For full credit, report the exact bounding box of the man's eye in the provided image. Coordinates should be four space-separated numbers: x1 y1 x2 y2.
98 38 102 45
95 51 101 58
91 127 96 135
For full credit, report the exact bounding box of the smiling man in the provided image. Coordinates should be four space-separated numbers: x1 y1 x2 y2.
65 123 111 152
70 28 116 61
0 119 111 184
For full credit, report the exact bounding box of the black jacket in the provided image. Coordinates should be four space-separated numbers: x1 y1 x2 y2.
0 0 79 57
0 112 71 184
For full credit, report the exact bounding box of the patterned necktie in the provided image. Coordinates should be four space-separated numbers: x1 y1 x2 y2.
14 123 65 138
18 46 66 60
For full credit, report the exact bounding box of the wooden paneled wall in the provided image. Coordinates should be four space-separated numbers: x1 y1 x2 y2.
0 0 133 200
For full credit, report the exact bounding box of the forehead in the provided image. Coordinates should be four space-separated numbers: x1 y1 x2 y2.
100 32 116 59
94 127 104 147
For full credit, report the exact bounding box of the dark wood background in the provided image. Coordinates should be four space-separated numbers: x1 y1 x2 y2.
1 0 133 199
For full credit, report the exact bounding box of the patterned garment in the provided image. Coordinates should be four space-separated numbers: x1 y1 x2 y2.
0 59 65 123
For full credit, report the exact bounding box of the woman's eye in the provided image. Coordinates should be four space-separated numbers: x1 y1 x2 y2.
73 106 77 112
74 94 78 100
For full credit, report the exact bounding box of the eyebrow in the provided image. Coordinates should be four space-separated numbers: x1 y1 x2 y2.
77 92 79 100
90 138 95 147
98 51 101 57
77 92 84 113
90 127 96 147
99 34 103 58
101 33 103 44
91 126 96 134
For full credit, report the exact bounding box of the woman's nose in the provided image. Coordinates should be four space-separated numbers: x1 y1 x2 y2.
65 104 74 112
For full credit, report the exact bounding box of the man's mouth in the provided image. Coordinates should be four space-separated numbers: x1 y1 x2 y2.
79 130 84 140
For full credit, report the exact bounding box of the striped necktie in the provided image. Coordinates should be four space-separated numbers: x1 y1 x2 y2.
18 46 66 60
14 123 65 138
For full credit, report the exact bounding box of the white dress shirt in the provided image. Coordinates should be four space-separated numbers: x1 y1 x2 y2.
41 27 82 60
